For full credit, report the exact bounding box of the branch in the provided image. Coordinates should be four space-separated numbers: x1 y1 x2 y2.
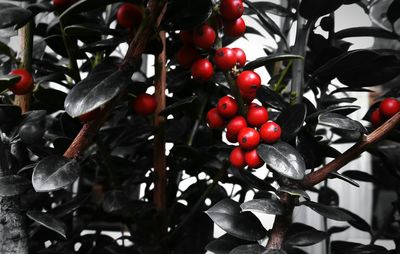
302 111 400 188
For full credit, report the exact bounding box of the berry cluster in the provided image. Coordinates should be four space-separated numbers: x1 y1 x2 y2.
370 97 400 128
207 96 282 169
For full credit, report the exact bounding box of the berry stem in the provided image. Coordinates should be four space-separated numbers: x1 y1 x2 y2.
274 60 293 94
224 72 246 115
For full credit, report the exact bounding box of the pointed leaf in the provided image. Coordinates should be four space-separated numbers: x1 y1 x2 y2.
301 201 353 221
285 223 329 247
328 172 360 187
240 199 284 215
229 244 267 254
206 234 253 254
32 155 80 192
318 113 367 133
244 54 303 71
257 142 306 180
276 104 307 141
159 95 198 116
256 86 289 111
341 170 376 183
52 194 90 217
278 187 310 200
27 211 66 238
334 27 398 40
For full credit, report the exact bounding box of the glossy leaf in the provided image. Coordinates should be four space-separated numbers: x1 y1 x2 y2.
276 104 307 141
329 172 360 187
301 201 353 221
256 86 289 111
32 155 80 192
257 142 306 180
240 199 284 215
0 74 20 88
159 95 198 116
318 113 367 134
0 3 32 29
27 211 66 238
65 69 131 118
244 54 303 71
52 194 90 217
278 187 310 200
205 199 267 241
341 170 376 183
285 223 329 247
338 208 371 233
0 175 30 197
229 244 267 254
205 234 253 254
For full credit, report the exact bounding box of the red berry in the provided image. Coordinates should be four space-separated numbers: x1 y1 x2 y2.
191 59 214 81
247 105 269 127
224 17 246 37
217 96 238 118
176 46 200 68
207 108 225 129
229 147 246 168
179 30 193 45
9 69 34 95
370 108 384 128
379 98 400 118
236 70 261 94
220 0 244 21
240 90 257 103
52 0 76 10
193 24 216 50
227 116 247 136
237 127 260 150
232 48 246 67
116 3 143 29
260 121 281 144
245 149 264 169
226 131 238 143
214 48 237 71
79 109 100 123
133 94 157 116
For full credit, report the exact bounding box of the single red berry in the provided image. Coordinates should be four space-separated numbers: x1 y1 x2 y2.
370 108 384 128
217 96 238 118
237 127 260 150
226 131 238 143
229 147 246 169
9 69 34 95
193 24 216 50
232 48 246 67
247 105 269 127
260 121 281 144
240 90 257 103
207 108 225 129
245 149 264 169
220 0 244 21
224 17 246 37
133 94 157 116
179 30 193 45
176 46 200 68
227 116 247 136
191 59 214 81
379 98 400 118
52 0 76 10
214 48 237 71
116 3 143 29
79 109 100 123
236 70 261 94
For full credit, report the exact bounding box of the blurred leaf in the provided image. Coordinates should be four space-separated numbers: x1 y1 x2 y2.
278 187 310 200
229 244 267 254
27 211 66 238
52 194 90 217
387 0 400 24
341 170 376 183
205 234 253 254
244 54 302 71
299 0 342 20
0 75 20 92
334 27 398 40
32 155 80 192
245 2 295 17
59 0 126 21
159 95 198 116
103 190 130 213
240 199 284 215
0 3 32 29
205 199 267 241
0 175 30 197
257 142 306 180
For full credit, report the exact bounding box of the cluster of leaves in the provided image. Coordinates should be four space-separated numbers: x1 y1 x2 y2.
0 0 400 254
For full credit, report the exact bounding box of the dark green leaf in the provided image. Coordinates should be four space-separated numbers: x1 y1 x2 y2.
32 155 80 192
0 3 32 29
244 54 302 71
65 69 131 118
299 0 342 20
205 199 267 241
0 175 30 197
159 95 198 116
301 201 353 221
240 199 284 215
229 244 267 254
338 208 371 233
27 211 66 238
285 223 329 247
318 113 367 133
257 142 306 180
256 85 289 111
276 104 307 141
341 170 376 183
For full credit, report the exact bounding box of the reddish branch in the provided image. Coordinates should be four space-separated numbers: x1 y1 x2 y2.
63 0 167 159
153 31 167 211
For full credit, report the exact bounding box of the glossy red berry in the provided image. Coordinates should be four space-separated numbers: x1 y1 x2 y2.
240 91 257 103
379 98 400 118
232 48 246 67
179 30 193 45
79 109 100 123
370 108 384 128
9 69 34 95
226 131 238 143
52 0 76 10
247 105 268 127
191 59 214 81
227 116 247 136
214 48 237 71
260 121 281 144
176 46 200 68
116 3 143 29
220 0 244 21
207 108 225 129
236 70 261 94
217 96 238 118
245 149 264 169
230 147 246 169
193 24 216 50
133 94 157 116
224 17 246 37
238 127 260 150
